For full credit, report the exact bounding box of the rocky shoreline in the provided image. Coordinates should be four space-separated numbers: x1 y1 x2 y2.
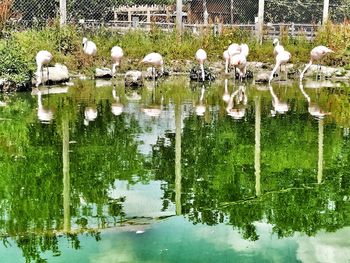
0 61 349 92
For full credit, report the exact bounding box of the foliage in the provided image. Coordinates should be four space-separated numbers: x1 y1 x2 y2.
0 41 32 84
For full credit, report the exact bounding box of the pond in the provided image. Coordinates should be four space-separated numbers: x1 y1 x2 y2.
0 77 350 263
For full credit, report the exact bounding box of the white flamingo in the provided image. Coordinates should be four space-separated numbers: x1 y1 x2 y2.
111 46 124 77
269 49 291 83
141 52 164 80
195 48 207 81
273 38 285 57
82 37 97 56
300 46 334 81
35 50 53 87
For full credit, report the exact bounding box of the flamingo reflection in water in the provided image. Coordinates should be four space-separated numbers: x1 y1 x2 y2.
226 85 247 120
35 90 54 123
222 79 231 103
142 88 163 118
268 84 289 116
111 87 124 116
195 86 206 116
299 82 330 119
84 106 98 126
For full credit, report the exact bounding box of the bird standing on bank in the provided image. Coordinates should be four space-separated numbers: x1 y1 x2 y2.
141 52 164 81
82 37 97 56
195 48 207 81
273 38 284 57
111 46 124 77
269 49 291 83
35 50 53 88
300 46 334 81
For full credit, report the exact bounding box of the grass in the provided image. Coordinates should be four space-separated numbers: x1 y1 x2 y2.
0 21 349 83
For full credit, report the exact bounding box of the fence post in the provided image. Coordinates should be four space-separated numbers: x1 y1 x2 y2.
176 0 183 34
322 0 329 24
257 0 265 44
60 0 67 26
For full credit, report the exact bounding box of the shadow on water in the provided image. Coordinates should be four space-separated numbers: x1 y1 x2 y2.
0 77 350 262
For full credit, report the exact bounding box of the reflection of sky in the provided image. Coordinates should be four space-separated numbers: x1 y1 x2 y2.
108 180 175 218
124 102 185 155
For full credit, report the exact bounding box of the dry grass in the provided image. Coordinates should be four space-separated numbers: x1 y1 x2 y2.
0 0 13 31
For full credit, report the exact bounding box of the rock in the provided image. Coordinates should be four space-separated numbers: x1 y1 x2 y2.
247 61 265 69
95 67 112 78
301 64 338 78
255 72 270 83
0 78 31 92
189 65 216 82
125 70 143 87
144 67 168 80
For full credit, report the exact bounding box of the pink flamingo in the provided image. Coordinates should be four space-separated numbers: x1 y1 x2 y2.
230 53 247 82
223 50 230 74
300 46 334 81
141 52 164 80
111 46 124 77
195 48 207 81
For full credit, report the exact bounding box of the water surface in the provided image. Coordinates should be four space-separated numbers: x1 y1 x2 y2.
0 77 349 262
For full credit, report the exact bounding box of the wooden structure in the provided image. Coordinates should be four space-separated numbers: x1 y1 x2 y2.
113 5 179 24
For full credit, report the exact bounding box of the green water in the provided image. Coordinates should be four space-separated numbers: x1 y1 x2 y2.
0 77 350 262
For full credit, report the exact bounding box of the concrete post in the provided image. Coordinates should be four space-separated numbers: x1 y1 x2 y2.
323 0 329 24
257 0 265 44
60 0 67 26
176 0 183 34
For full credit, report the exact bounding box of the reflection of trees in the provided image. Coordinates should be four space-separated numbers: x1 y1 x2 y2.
0 86 144 261
152 92 350 240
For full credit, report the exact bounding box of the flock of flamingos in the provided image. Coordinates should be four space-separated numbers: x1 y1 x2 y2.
33 37 335 123
35 36 334 87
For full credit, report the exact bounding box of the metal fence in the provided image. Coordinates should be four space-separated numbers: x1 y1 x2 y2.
8 0 350 34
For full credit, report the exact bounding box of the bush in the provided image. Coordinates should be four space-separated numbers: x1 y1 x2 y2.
0 42 32 85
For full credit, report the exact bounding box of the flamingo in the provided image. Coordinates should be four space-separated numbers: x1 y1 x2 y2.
84 106 98 126
142 89 163 117
226 85 247 120
230 53 247 82
111 87 123 116
300 46 334 81
299 83 330 119
268 84 289 115
223 50 230 74
36 90 54 123
35 50 53 87
195 48 207 81
195 86 206 116
240 44 249 57
111 46 124 77
273 38 284 57
141 52 164 80
82 37 97 56
222 78 230 103
227 43 241 57
269 49 291 83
